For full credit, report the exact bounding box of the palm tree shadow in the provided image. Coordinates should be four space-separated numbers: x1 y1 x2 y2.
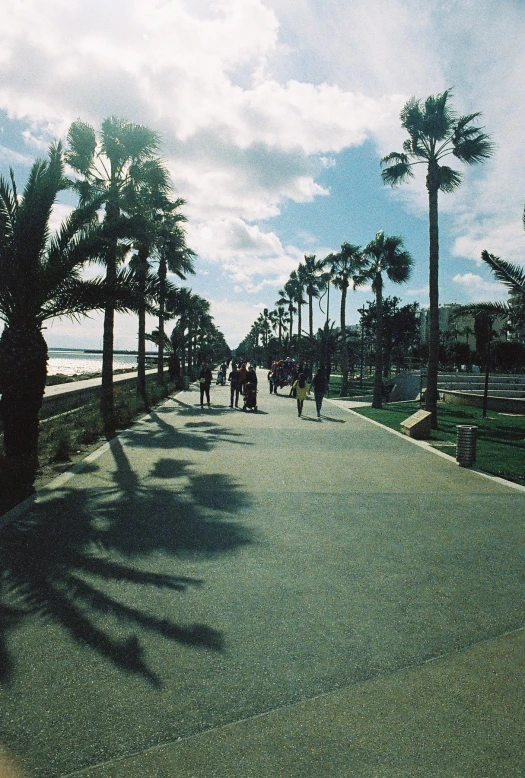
0 436 254 688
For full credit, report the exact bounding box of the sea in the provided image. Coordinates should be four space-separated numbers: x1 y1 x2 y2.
47 349 139 376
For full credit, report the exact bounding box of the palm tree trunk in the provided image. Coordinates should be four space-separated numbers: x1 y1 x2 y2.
372 276 384 408
187 322 193 374
101 204 118 436
136 244 148 402
309 294 314 338
426 163 440 428
101 262 116 437
297 303 302 359
157 257 166 384
340 280 349 396
0 325 48 490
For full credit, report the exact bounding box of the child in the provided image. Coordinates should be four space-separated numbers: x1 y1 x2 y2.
292 373 310 417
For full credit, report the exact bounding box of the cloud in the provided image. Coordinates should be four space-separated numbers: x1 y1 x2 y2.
206 296 269 346
0 0 403 293
452 218 525 265
453 273 508 302
1 0 524 348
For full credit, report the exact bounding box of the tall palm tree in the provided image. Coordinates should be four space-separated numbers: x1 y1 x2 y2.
357 232 414 409
381 90 493 426
277 285 296 348
0 143 111 489
154 208 195 383
186 294 210 372
129 195 195 397
324 243 365 396
66 116 166 435
303 254 324 337
269 303 288 348
293 265 308 356
318 261 334 327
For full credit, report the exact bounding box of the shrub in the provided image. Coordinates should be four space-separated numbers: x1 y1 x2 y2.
50 428 73 461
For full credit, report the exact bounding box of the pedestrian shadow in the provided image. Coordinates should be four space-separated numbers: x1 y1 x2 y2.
320 415 346 423
0 434 254 689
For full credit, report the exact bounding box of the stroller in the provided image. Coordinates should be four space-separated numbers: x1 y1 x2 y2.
243 381 257 412
216 369 225 385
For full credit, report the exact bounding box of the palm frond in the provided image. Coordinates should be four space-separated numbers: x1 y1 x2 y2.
438 165 462 193
449 301 511 322
453 131 494 164
421 90 456 141
65 120 97 176
39 275 108 322
380 152 414 186
481 251 525 294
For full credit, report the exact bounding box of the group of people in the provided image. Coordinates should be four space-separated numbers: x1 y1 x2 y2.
198 357 328 418
227 361 258 408
267 358 300 394
291 369 327 419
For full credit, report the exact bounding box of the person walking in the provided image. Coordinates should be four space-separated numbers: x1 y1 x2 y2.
311 368 327 419
238 362 248 396
228 365 241 408
292 372 309 417
198 360 213 407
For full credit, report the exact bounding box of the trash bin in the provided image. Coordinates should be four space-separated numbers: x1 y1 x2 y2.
456 425 477 467
182 376 190 390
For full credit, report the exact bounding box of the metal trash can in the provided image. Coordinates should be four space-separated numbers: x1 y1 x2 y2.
456 425 478 467
182 376 190 390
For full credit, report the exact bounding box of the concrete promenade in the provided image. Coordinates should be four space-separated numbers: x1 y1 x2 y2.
1 372 525 777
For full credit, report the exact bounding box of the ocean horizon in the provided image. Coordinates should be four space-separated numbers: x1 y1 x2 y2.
47 348 147 376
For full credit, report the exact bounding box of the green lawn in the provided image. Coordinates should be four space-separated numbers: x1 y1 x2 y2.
328 374 375 398
353 401 525 486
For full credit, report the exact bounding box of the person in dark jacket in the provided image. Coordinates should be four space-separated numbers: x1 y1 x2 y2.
198 361 213 407
311 368 327 419
228 365 241 408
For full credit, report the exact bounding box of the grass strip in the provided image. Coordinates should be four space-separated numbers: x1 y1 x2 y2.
353 401 525 486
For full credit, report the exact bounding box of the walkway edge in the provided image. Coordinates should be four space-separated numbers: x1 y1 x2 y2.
326 398 525 494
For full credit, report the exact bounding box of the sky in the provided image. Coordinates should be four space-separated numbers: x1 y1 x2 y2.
0 0 524 349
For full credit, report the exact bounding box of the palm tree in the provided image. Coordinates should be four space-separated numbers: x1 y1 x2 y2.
277 285 296 348
186 294 210 372
129 195 195 398
381 90 493 426
324 243 365 396
154 208 195 383
303 254 324 337
293 265 307 356
0 143 111 489
269 303 288 348
357 232 414 408
66 116 167 435
283 270 305 357
318 261 334 327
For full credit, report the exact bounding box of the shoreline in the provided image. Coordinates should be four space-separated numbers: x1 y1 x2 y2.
46 367 137 386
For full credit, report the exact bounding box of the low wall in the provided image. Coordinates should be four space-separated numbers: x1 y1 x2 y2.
440 389 525 415
40 369 158 419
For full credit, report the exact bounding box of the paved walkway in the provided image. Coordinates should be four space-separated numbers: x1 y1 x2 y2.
1 373 524 777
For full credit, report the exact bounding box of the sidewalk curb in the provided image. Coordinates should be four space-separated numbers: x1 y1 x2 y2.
326 397 525 494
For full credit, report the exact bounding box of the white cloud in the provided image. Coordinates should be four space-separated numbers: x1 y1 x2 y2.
453 273 507 302
452 218 525 265
1 0 524 348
